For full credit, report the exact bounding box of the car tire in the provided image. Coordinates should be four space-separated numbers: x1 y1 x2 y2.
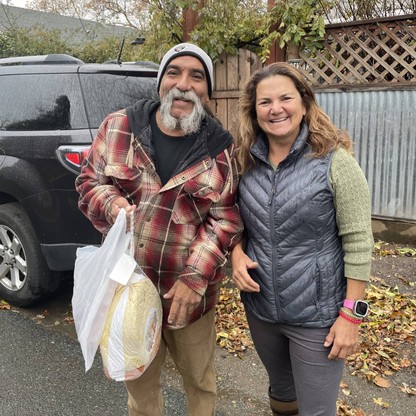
0 202 61 307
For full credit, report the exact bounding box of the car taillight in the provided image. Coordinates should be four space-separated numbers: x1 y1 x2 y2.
64 149 90 166
56 145 91 175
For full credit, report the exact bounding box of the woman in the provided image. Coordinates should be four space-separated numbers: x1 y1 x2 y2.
231 63 373 416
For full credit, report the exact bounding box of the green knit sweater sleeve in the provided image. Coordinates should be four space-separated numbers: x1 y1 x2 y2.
329 148 374 281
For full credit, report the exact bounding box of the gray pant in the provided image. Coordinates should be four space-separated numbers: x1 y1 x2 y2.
246 311 344 416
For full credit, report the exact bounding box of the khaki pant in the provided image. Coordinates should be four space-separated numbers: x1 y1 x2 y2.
125 308 217 416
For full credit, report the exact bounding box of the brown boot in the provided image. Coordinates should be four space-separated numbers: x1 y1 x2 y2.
269 389 299 416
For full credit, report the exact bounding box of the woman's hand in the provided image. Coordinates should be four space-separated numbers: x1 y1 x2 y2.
231 244 260 292
325 278 367 359
324 316 360 360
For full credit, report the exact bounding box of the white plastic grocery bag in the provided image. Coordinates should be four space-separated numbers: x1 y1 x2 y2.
99 268 162 381
72 209 133 371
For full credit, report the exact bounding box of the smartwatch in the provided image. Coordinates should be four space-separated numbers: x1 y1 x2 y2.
343 299 369 318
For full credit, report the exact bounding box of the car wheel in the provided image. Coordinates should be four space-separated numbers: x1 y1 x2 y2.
0 202 60 307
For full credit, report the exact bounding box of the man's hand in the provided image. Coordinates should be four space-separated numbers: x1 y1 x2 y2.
324 316 360 360
110 196 136 226
163 280 202 328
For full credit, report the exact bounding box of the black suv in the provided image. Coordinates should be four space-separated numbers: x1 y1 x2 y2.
0 54 158 306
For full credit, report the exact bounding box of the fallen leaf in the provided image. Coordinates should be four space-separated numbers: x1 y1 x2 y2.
400 357 411 368
373 376 391 388
342 388 351 396
372 397 390 408
336 399 356 415
399 383 416 395
0 300 11 310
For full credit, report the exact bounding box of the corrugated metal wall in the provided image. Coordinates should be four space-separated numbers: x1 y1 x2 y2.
315 89 416 221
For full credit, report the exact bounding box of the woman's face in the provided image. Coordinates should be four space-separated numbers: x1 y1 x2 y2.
255 75 306 145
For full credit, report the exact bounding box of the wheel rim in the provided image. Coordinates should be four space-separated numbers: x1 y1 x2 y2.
0 224 27 291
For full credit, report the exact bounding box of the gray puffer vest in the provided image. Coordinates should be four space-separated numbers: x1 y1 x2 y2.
239 123 345 328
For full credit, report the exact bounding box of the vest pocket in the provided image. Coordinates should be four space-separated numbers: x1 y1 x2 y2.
315 258 341 322
313 259 326 321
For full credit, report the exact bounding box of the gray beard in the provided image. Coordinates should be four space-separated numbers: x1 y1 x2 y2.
159 88 205 135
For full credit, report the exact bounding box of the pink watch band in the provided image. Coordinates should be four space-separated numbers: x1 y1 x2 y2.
343 299 355 309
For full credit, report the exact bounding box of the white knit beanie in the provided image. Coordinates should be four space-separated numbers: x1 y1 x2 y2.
157 43 214 97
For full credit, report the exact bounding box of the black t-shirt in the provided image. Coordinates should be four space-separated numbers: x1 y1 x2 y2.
150 111 198 185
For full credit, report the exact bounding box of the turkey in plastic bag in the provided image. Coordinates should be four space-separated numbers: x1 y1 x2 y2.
100 267 162 382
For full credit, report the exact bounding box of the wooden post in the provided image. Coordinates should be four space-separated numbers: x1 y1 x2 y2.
267 0 286 63
183 1 205 41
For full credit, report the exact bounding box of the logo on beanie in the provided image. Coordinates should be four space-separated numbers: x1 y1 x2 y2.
174 45 186 52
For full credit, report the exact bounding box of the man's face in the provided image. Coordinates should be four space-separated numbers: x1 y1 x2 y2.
159 55 209 120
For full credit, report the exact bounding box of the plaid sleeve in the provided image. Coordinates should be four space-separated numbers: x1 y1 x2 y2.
75 112 130 234
179 145 244 295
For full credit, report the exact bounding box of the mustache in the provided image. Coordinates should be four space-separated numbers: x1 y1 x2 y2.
167 88 199 103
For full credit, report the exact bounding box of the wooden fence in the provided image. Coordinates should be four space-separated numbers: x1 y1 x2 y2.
209 49 262 136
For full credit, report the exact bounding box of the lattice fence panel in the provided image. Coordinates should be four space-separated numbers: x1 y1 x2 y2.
293 16 416 88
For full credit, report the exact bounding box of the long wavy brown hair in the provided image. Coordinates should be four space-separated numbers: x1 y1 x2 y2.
236 62 352 173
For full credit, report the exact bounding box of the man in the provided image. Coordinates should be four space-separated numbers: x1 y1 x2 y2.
75 43 243 416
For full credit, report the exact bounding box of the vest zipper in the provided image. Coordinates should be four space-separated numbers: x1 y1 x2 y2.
270 166 281 321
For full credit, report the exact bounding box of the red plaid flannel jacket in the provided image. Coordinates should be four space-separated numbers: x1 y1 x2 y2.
75 102 243 328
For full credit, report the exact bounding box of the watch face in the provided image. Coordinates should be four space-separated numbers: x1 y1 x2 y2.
355 300 369 317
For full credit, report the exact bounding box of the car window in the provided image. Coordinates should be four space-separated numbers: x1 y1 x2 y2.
80 74 157 128
0 73 88 131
